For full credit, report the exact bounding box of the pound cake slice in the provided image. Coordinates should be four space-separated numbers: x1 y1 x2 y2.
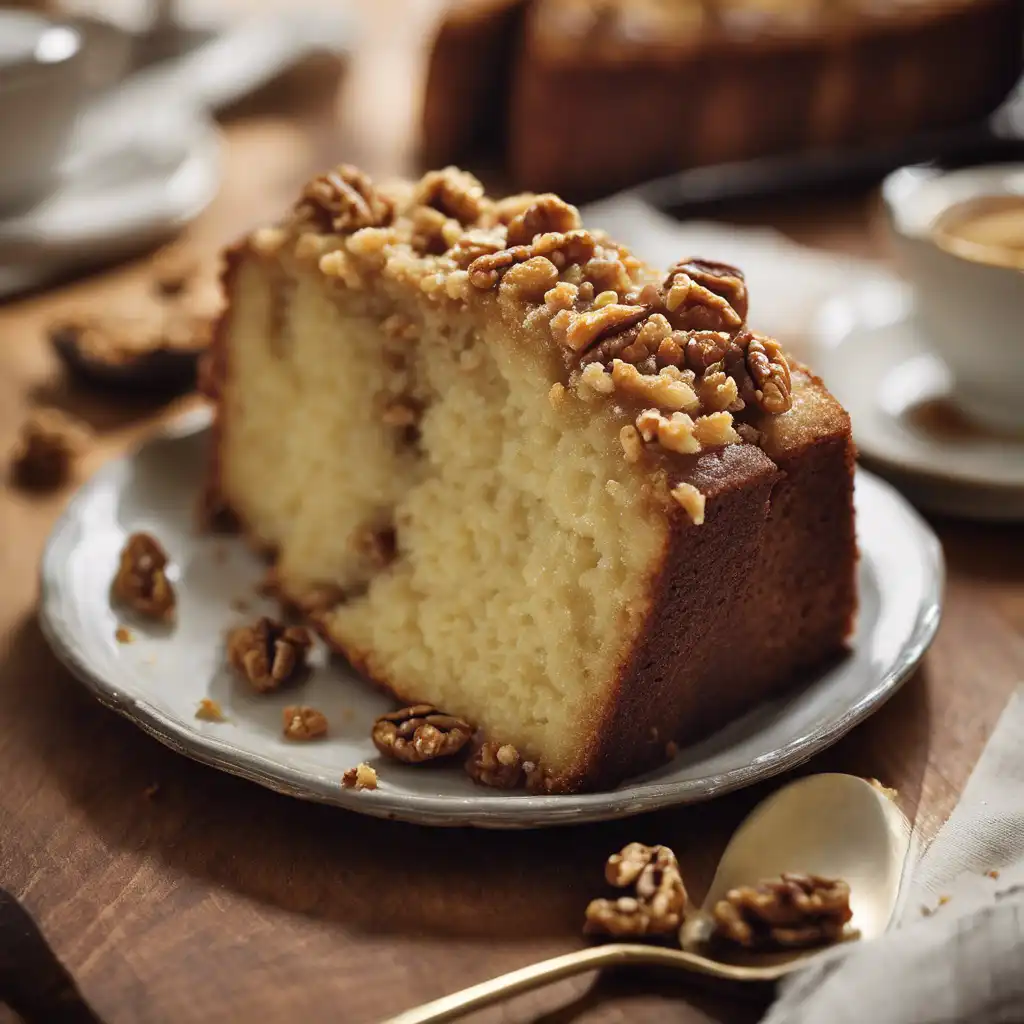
202 166 857 793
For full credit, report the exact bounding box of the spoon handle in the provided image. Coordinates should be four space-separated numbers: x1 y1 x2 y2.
379 944 718 1024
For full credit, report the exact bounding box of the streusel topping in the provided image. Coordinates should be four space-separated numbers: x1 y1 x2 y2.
266 165 795 515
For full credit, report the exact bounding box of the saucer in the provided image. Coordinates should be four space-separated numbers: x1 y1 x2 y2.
812 273 1024 521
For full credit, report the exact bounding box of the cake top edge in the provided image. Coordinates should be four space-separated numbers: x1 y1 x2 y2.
243 165 796 480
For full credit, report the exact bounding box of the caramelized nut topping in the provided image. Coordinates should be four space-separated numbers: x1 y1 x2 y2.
584 844 688 937
295 165 393 234
372 704 473 763
713 873 853 950
414 167 486 225
666 259 748 324
282 705 328 740
745 332 793 414
111 532 176 621
671 481 706 525
468 230 597 290
226 617 312 692
505 194 581 247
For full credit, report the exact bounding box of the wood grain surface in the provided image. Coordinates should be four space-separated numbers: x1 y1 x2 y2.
1 5 1023 1022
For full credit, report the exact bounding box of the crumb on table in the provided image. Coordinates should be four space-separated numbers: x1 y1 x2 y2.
115 626 134 644
342 763 378 791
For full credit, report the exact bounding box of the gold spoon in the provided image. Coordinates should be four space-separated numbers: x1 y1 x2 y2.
382 774 913 1024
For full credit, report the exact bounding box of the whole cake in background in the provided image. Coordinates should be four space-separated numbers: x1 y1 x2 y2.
201 165 857 793
423 0 1024 198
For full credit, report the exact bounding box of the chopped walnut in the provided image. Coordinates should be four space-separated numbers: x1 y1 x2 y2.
698 367 743 413
282 705 328 741
295 165 393 234
414 167 486 225
9 408 89 490
692 411 741 447
226 617 312 692
619 425 644 463
745 332 793 414
671 482 706 525
583 255 632 295
505 194 581 247
575 362 611 396
584 844 688 938
636 409 700 455
111 533 176 621
685 331 731 373
465 740 524 789
557 304 650 353
666 260 748 325
663 270 743 334
712 873 853 950
449 229 505 269
342 763 378 790
611 360 700 413
467 230 596 290
372 704 473 763
195 698 225 722
500 255 560 302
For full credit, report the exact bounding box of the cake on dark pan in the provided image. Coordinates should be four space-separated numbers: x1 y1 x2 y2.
202 166 857 792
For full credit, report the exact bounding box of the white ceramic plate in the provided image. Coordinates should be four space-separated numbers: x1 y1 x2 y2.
812 273 1024 521
39 415 944 828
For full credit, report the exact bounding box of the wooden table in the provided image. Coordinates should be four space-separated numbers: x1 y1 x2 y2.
2 8 1023 1023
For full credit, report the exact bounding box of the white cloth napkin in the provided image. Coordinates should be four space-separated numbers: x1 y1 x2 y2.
763 685 1024 1024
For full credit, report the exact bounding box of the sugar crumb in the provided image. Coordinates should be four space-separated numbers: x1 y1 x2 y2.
195 698 226 722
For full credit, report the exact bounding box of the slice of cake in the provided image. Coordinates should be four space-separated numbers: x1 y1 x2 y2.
202 166 857 793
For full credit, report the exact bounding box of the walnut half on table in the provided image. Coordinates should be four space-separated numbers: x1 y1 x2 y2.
584 843 689 938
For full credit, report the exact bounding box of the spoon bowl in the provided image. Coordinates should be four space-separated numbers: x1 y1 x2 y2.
384 773 914 1023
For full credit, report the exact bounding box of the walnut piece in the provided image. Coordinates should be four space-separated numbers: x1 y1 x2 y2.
671 482 706 525
282 705 328 741
712 873 853 950
666 259 748 325
467 230 597 290
465 740 524 789
226 617 312 692
414 167 486 225
342 763 378 790
372 704 473 763
111 532 176 621
296 165 393 234
585 844 688 937
744 332 793 414
505 194 581 247
9 408 89 490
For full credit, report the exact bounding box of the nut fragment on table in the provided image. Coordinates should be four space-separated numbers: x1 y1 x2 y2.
372 704 473 763
8 408 89 490
342 763 378 790
195 698 225 722
282 705 328 741
111 532 176 621
226 617 312 693
712 873 853 950
584 843 688 937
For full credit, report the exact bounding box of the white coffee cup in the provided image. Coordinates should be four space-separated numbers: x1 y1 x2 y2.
882 164 1024 434
0 11 86 213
